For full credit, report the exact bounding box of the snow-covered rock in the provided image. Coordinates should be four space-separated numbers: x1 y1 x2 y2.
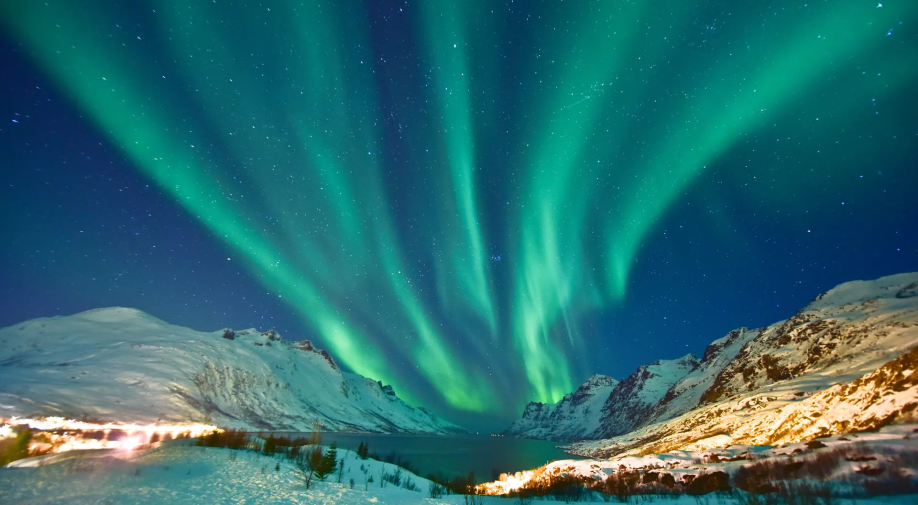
502 374 618 440
566 272 918 457
503 355 700 442
505 273 918 449
591 354 699 439
0 308 464 434
650 328 760 423
481 423 918 498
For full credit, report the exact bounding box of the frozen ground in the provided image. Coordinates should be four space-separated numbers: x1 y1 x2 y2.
1 443 455 504
2 441 917 504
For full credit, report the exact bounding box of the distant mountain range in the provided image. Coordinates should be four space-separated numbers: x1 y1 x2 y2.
504 272 918 458
0 307 463 434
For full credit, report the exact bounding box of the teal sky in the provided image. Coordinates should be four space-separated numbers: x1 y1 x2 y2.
1 0 916 431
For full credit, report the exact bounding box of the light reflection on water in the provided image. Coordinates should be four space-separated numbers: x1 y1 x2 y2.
259 432 580 483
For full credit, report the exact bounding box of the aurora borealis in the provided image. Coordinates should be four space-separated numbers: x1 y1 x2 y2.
1 0 917 429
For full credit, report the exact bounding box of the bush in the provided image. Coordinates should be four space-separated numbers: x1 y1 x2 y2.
734 459 789 493
513 473 593 502
315 444 337 481
861 466 918 495
464 494 485 505
685 471 730 495
0 429 33 466
295 446 327 489
263 435 277 455
196 429 250 450
603 469 640 500
429 481 447 499
383 466 403 487
402 476 419 492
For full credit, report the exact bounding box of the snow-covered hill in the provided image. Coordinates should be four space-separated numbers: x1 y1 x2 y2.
505 273 918 450
0 308 463 434
2 443 450 504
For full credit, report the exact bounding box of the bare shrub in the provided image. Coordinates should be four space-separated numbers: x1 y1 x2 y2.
686 471 730 495
604 469 640 500
428 481 447 499
464 494 485 505
294 446 325 489
860 465 918 495
0 429 33 466
798 447 845 480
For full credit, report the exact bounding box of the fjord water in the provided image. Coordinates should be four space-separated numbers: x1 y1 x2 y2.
266 433 577 483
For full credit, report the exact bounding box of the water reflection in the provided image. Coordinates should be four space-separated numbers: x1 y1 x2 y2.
259 433 579 483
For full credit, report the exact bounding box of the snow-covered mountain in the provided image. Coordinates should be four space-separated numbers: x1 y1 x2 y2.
592 353 699 439
649 327 759 424
0 307 464 434
503 355 699 441
503 374 618 440
505 273 918 449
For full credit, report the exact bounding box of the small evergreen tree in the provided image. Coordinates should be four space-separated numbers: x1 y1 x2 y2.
357 441 369 459
264 435 277 455
316 443 337 481
297 446 325 489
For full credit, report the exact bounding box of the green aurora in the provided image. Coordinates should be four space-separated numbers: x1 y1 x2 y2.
3 0 916 415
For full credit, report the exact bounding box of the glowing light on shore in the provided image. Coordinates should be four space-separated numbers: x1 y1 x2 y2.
476 468 539 496
3 417 218 437
120 435 143 452
1 417 220 454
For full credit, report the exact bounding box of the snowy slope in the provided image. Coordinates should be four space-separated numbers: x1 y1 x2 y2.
503 354 700 442
504 272 918 448
566 272 918 457
699 273 918 406
591 354 699 439
481 424 918 498
0 308 463 434
1 444 457 504
650 327 760 423
502 374 618 440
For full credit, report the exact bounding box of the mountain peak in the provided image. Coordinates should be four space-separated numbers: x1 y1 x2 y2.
650 353 698 367
803 272 918 311
580 374 618 390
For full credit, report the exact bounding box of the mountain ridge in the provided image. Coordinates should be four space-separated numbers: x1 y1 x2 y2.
504 272 918 451
0 307 464 434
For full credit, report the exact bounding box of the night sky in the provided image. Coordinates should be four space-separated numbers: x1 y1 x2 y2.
1 0 916 432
